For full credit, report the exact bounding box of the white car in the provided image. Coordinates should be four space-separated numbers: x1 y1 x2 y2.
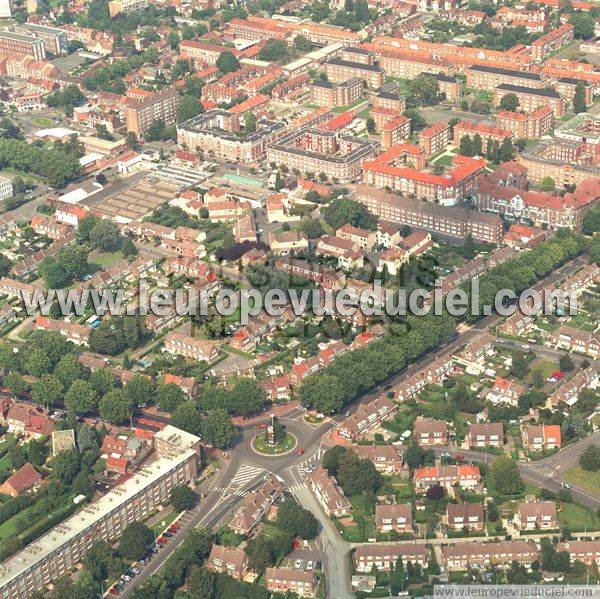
294 559 303 569
306 561 314 571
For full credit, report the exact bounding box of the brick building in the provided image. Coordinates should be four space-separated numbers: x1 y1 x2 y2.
324 57 384 89
493 84 564 117
466 65 543 92
419 122 451 158
355 185 503 243
124 88 180 137
497 107 554 139
309 77 363 108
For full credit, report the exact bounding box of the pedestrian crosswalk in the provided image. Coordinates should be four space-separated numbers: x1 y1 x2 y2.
289 482 306 493
231 463 265 487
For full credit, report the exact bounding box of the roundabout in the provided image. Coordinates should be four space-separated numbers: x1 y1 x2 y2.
251 431 298 456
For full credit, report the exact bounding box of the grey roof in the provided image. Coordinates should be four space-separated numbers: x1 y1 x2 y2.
496 83 561 99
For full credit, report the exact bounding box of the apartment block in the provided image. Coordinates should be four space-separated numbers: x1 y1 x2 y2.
363 148 486 205
340 46 375 65
266 127 378 182
309 77 363 108
465 65 543 92
554 77 593 109
179 40 242 65
0 31 45 60
230 476 285 536
493 84 564 117
355 185 503 243
497 108 554 139
0 426 200 599
373 89 406 113
124 88 180 137
381 115 411 150
178 110 285 163
453 120 513 147
108 0 148 16
531 23 574 61
423 72 462 101
419 122 450 157
324 57 384 89
13 23 68 55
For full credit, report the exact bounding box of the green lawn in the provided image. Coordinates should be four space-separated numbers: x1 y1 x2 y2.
431 154 453 166
526 359 556 383
557 501 600 532
150 509 178 536
563 467 600 497
90 250 124 269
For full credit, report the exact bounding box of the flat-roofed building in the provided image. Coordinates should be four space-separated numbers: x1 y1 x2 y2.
0 426 200 598
0 30 45 60
13 23 68 55
125 88 180 137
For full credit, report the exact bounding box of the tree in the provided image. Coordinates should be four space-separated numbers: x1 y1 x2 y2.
157 383 185 413
171 401 204 437
39 257 69 289
31 374 63 408
57 244 88 280
188 565 215 597
301 218 324 239
499 92 519 112
177 94 203 123
425 483 446 500
65 380 96 414
200 409 235 449
541 176 556 192
121 237 137 259
366 116 376 134
471 133 483 157
83 541 114 582
51 449 81 485
244 111 257 133
125 375 152 407
89 369 116 395
559 353 574 371
580 444 600 472
573 83 587 114
9 443 25 470
95 124 113 141
408 74 440 106
216 51 240 74
77 424 99 452
491 456 524 495
299 374 346 414
277 499 319 539
570 12 595 39
487 500 500 522
77 215 100 243
404 443 423 469
294 34 313 52
230 378 266 415
99 389 132 424
170 485 197 511
3 371 25 396
258 39 289 62
90 220 120 252
119 522 154 561
336 451 382 496
459 135 473 157
499 137 515 162
54 353 87 388
322 197 377 231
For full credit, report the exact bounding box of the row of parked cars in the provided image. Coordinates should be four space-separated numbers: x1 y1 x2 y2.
108 522 181 595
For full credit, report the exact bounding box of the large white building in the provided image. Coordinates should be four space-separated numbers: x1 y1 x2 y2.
0 177 13 203
0 426 201 599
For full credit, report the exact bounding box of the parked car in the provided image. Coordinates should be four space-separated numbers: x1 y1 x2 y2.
306 561 314 571
109 588 119 596
297 448 305 455
294 559 303 569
